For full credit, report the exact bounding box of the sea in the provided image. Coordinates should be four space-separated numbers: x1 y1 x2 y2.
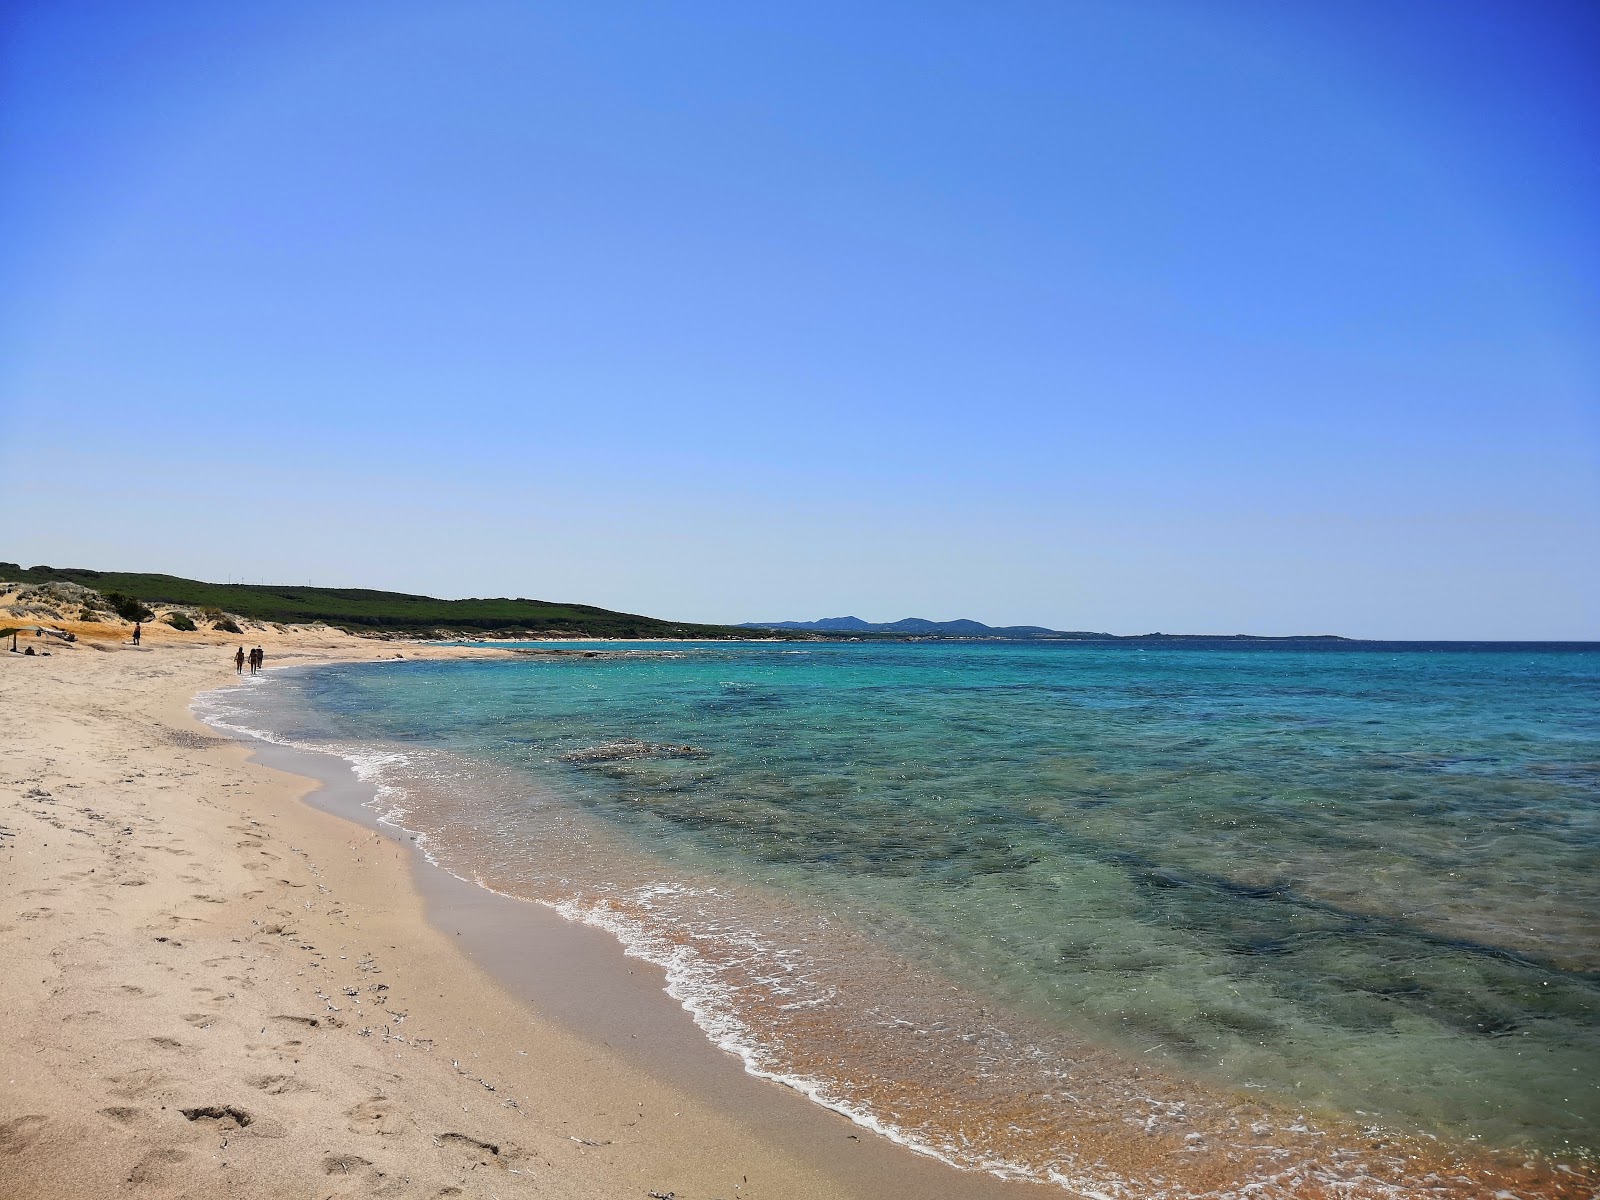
197 639 1599 1196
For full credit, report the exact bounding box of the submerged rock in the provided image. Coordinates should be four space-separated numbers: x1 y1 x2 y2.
560 740 710 764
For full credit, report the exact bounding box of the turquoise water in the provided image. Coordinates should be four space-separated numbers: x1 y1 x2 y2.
214 640 1599 1170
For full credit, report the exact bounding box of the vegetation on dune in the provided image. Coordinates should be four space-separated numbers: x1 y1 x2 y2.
0 563 779 639
163 611 197 631
104 591 155 622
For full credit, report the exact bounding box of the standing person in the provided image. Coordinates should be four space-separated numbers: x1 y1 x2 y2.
235 646 245 674
132 622 141 645
252 646 264 674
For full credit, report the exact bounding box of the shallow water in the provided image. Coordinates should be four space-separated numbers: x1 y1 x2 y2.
200 640 1599 1191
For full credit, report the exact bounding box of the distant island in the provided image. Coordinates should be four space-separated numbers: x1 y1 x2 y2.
739 616 1351 641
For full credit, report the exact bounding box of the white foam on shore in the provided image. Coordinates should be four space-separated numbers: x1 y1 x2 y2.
194 676 448 887
538 885 1041 1184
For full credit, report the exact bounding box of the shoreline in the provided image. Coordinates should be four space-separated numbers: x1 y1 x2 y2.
196 653 1598 1199
5 624 1593 1199
0 623 1050 1199
232 732 1054 1200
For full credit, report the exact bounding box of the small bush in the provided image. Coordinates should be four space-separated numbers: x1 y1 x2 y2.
164 612 197 631
213 617 242 634
105 591 154 622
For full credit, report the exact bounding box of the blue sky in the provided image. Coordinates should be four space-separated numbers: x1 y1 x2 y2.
2 0 1595 637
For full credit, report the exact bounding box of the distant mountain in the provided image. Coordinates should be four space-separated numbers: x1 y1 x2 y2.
739 616 1110 638
738 616 1352 641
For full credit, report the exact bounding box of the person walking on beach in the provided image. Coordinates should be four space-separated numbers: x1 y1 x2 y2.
132 622 141 645
235 646 246 674
251 646 264 674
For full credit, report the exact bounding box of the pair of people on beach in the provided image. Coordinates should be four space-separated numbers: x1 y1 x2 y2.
235 646 264 675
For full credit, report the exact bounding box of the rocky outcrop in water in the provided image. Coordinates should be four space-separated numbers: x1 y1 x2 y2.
560 741 710 764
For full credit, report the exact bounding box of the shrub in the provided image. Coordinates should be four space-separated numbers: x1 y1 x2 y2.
105 591 154 622
164 612 197 631
213 617 242 634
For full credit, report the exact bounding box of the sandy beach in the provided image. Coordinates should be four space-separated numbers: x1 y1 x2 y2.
1 618 1064 1199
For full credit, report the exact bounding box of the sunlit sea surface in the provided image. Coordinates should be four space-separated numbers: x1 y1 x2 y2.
201 640 1599 1196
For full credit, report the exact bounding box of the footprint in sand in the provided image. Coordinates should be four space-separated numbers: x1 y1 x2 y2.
436 1131 507 1169
180 1105 253 1130
0 1114 48 1155
247 1073 313 1095
345 1098 406 1137
321 1152 374 1175
244 1039 303 1060
98 1106 148 1127
126 1147 190 1184
107 1068 170 1099
319 1155 395 1195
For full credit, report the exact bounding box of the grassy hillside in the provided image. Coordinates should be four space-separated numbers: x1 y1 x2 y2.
0 563 766 639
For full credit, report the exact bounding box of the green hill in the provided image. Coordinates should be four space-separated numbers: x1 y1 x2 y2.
0 562 768 639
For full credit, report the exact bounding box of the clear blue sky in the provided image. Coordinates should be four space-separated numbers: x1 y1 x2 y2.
2 1 1595 637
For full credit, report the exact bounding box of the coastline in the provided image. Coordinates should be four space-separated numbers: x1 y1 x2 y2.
5 624 1593 1199
0 623 1049 1198
237 734 1057 1200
